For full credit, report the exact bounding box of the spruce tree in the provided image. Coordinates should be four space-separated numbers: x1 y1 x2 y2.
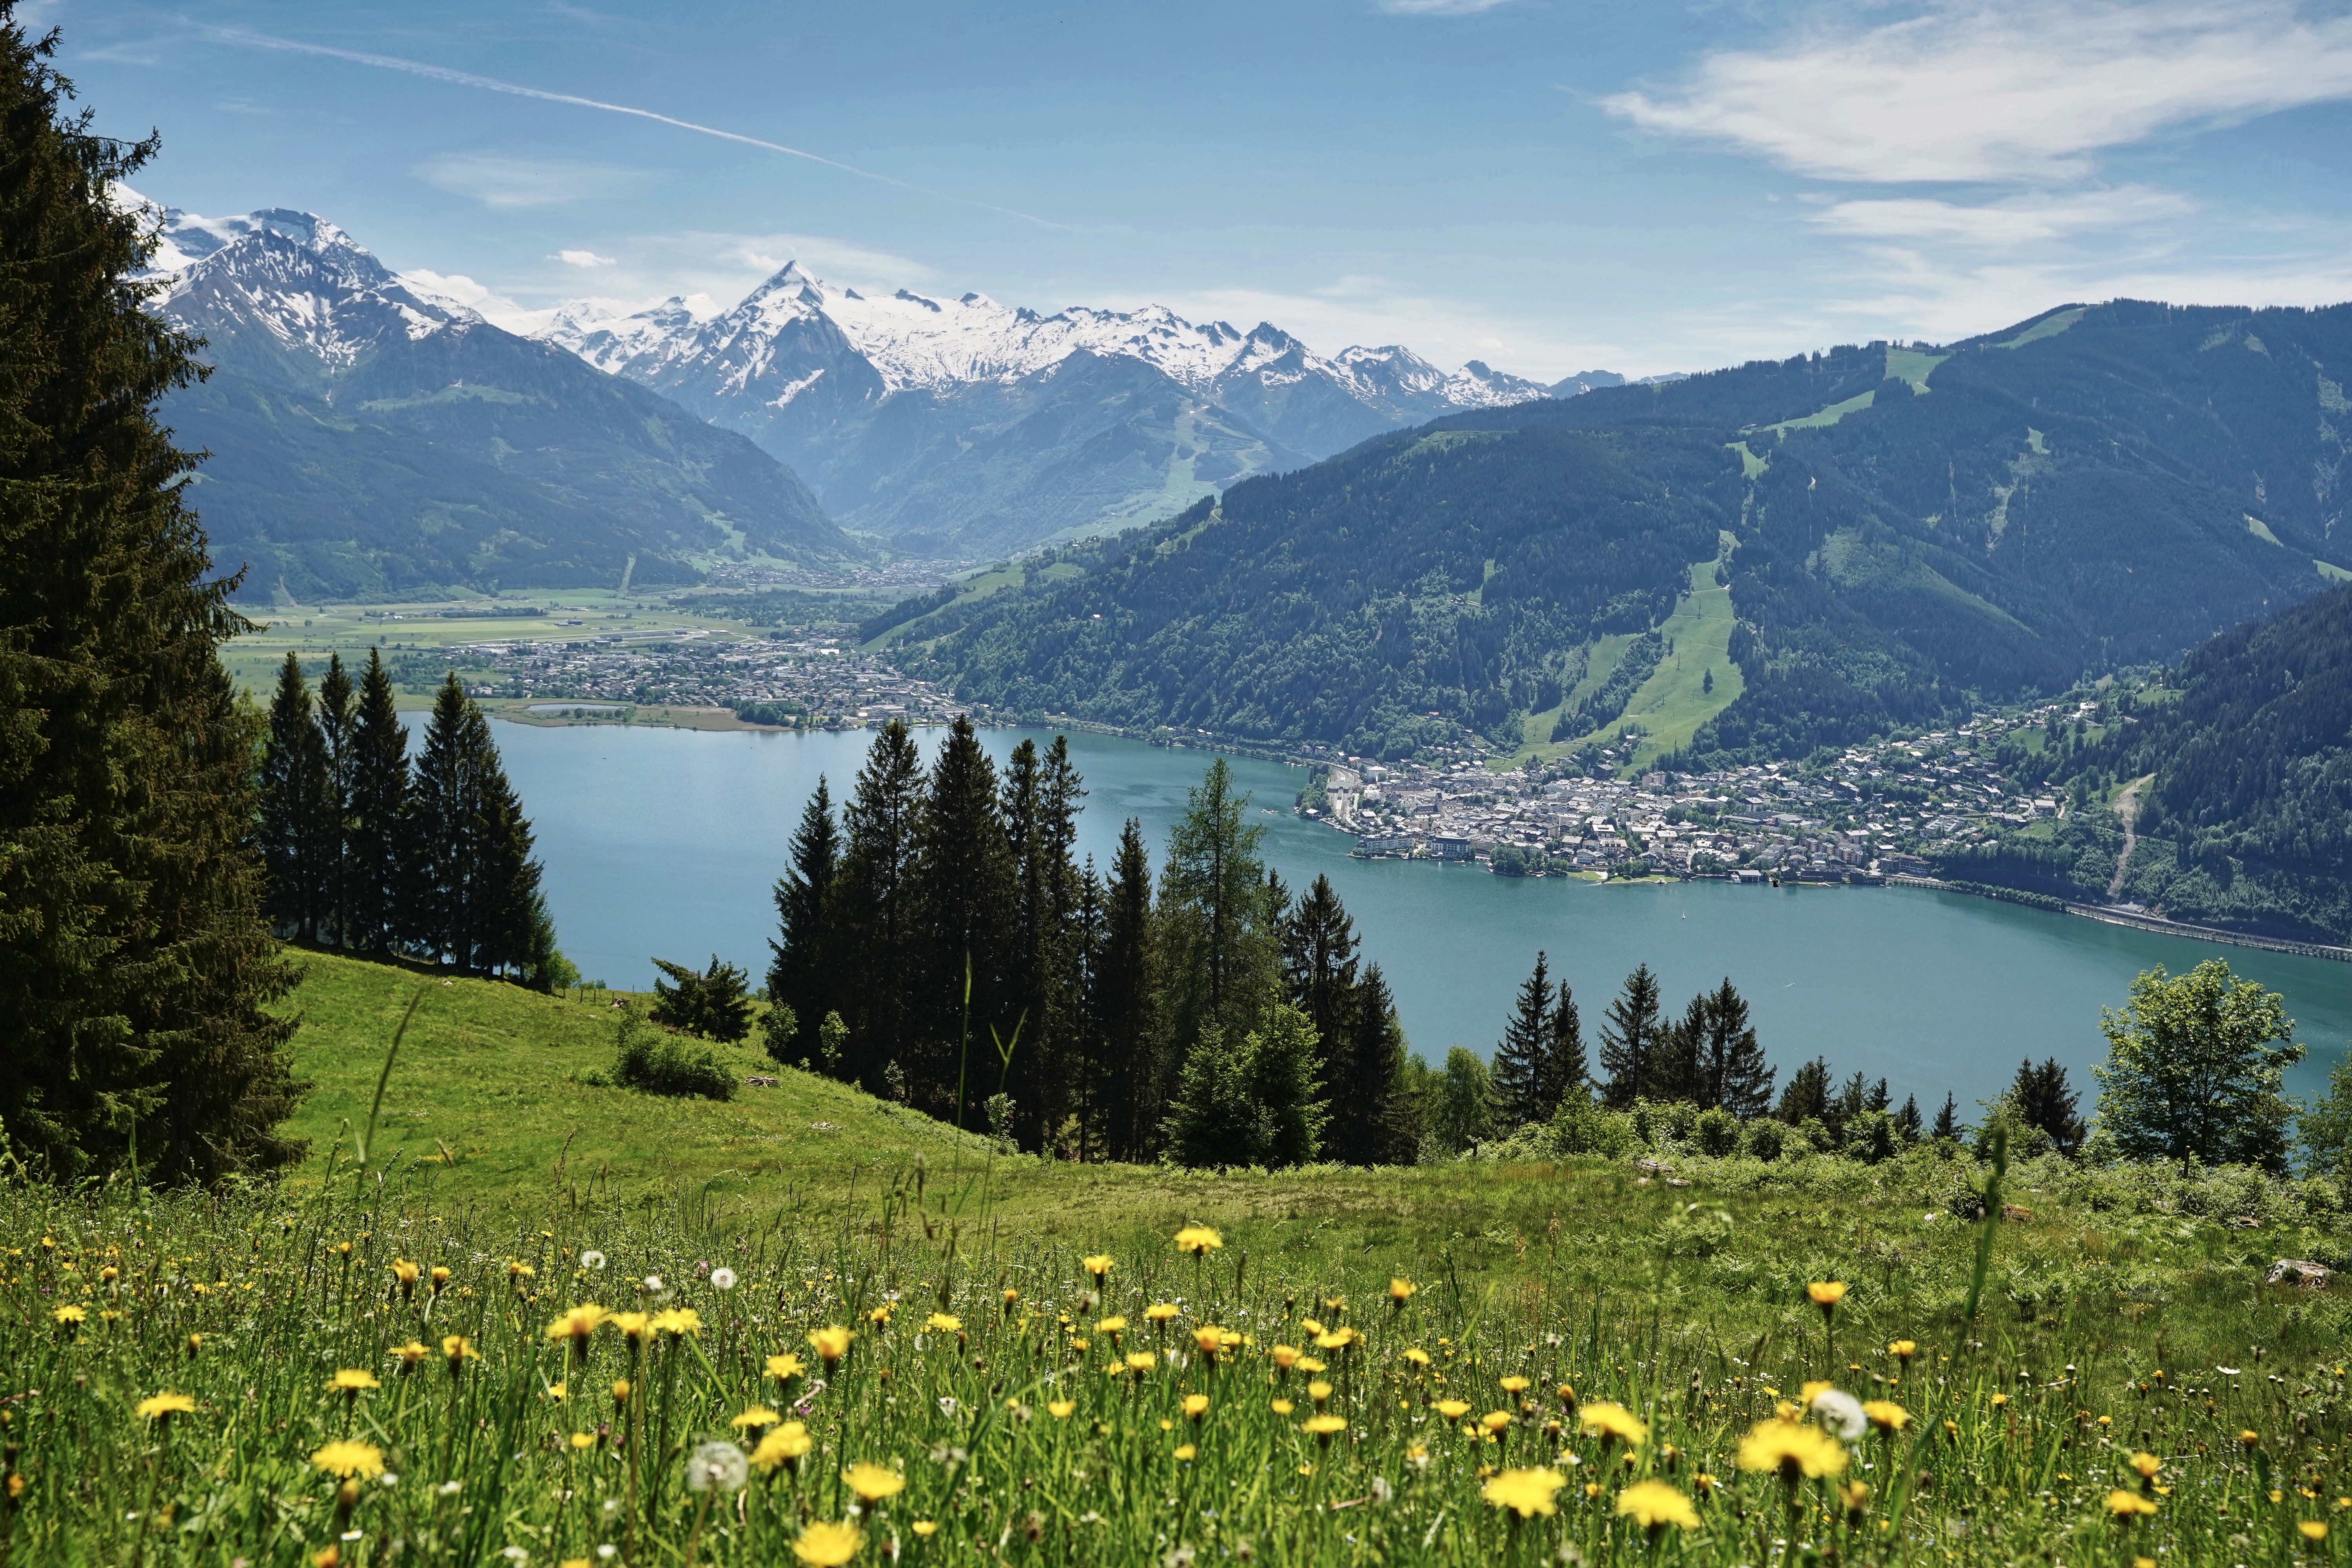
1161 1025 1269 1168
1777 1057 1834 1125
344 649 408 954
1545 979 1586 1112
1354 965 1420 1164
0 18 299 1182
835 721 922 1088
405 673 551 978
1160 758 1278 1058
917 717 1014 1116
1895 1093 1923 1143
1493 951 1555 1125
316 652 356 946
407 675 474 965
765 775 838 1067
1282 875 1360 1120
1701 979 1774 1119
1931 1092 1961 1141
1597 963 1663 1107
2011 1056 2085 1155
465 716 546 980
259 652 330 942
1252 1003 1329 1167
1652 993 1704 1104
1097 818 1161 1159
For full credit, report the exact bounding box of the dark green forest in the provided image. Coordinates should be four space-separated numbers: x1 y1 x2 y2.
892 302 2352 765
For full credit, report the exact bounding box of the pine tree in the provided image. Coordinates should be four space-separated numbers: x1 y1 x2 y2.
1252 1003 1329 1167
405 673 551 978
1096 818 1160 1159
344 649 408 954
259 653 330 942
1895 1093 1923 1143
1931 1092 1961 1141
918 717 1014 1117
835 721 922 1088
1350 964 1418 1165
1777 1057 1833 1125
2011 1056 2085 1155
1161 1025 1269 1168
1545 980 1586 1112
1160 758 1278 1058
1653 992 1704 1105
407 676 474 965
765 775 838 1068
0 20 299 1182
1597 963 1663 1107
465 720 546 981
1493 952 1556 1125
1284 876 1362 1140
1701 979 1775 1120
315 652 356 947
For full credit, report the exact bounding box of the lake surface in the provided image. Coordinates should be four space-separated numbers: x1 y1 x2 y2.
494 720 2352 1110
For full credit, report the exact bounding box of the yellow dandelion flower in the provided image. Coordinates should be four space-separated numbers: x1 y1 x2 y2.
1183 1394 1210 1420
610 1311 651 1344
396 1341 429 1368
136 1392 196 1421
1862 1399 1909 1434
751 1423 812 1472
1481 1410 1512 1434
911 1521 938 1537
442 1334 478 1365
1481 1466 1565 1519
1807 1281 1848 1309
1192 1325 1227 1359
1617 1479 1700 1530
1737 1420 1847 1481
809 1326 855 1362
1174 1226 1223 1254
1303 1413 1348 1443
310 1439 386 1479
790 1519 863 1566
1404 1348 1431 1367
1887 1339 1916 1360
925 1313 961 1334
651 1307 701 1337
1308 1380 1334 1406
844 1462 904 1502
1314 1328 1359 1351
2301 1522 2329 1542
1579 1401 1648 1447
1174 1442 1197 1461
1298 1356 1327 1375
1390 1277 1416 1301
52 1304 85 1327
1499 1375 1531 1395
1126 1351 1156 1374
546 1304 608 1347
2108 1490 2160 1518
326 1368 379 1394
1272 1398 1294 1415
1097 1316 1127 1335
1272 1344 1301 1370
2129 1452 2163 1480
731 1405 781 1431
1436 1399 1472 1420
767 1352 806 1382
1145 1303 1180 1323
1047 1399 1076 1419
1082 1254 1114 1279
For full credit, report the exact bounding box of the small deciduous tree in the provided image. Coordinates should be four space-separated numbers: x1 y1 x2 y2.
2093 960 2302 1171
1433 1046 1498 1152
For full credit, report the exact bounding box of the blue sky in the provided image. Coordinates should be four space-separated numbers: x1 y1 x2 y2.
59 0 2352 378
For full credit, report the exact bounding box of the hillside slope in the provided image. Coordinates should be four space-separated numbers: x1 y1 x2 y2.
896 301 2351 761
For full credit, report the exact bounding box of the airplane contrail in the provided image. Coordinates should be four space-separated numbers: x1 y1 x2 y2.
198 24 1066 229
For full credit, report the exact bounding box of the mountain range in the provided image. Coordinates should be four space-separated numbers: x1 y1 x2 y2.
144 201 853 602
882 299 2352 766
537 267 1607 553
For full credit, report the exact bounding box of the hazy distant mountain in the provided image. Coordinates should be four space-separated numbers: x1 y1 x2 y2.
541 266 1572 553
143 201 854 601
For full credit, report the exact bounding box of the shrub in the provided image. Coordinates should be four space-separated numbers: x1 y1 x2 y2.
1693 1107 1740 1157
1743 1119 1786 1161
613 1005 735 1100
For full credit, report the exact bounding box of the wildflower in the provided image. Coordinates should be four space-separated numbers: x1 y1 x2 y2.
686 1440 750 1493
641 1274 664 1294
1183 1394 1210 1421
1579 1401 1648 1448
791 1519 863 1566
1174 1226 1223 1254
1838 1479 1871 1519
710 1268 738 1291
1174 1443 1197 1461
1271 1345 1301 1373
1481 1467 1564 1519
1405 1441 1430 1468
1098 1316 1127 1336
1145 1303 1180 1325
1082 1254 1114 1281
312 1440 387 1479
867 1303 894 1325
1861 1399 1909 1434
1308 1381 1333 1407
52 1304 85 1329
580 1251 606 1271
731 1406 781 1432
1737 1421 1847 1483
431 1265 452 1291
390 1259 421 1299
1126 1351 1156 1375
810 1326 855 1363
547 1304 608 1355
1297 1356 1326 1374
608 1310 650 1348
1314 1327 1359 1351
751 1423 812 1474
768 1352 806 1383
2108 1490 2160 1518
1048 1399 1076 1419
571 1432 596 1450
1272 1399 1294 1415
1616 1479 1700 1532
2130 1452 2163 1483
651 1307 702 1338
397 1341 430 1372
845 1462 905 1502
1811 1388 1868 1441
2302 1522 2329 1542
2242 1429 2262 1450
1888 1338 1916 1363
1807 1281 1848 1310
926 1312 962 1334
1390 1277 1416 1303
443 1334 479 1372
1499 1375 1530 1395
613 1379 632 1403
136 1391 197 1423
327 1368 380 1398
1403 1348 1430 1367
548 1381 569 1402
1436 1399 1472 1421
1192 1325 1227 1362
912 1521 938 1537
1481 1411 1512 1435
1303 1414 1348 1445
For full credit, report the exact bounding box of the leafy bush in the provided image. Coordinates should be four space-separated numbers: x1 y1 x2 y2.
1693 1106 1740 1156
1742 1118 1787 1161
613 1005 735 1100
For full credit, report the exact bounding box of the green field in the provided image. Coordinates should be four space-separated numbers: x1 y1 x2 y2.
5 950 2348 1564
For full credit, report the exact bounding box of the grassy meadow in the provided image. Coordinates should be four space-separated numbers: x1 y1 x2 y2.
6 951 2352 1564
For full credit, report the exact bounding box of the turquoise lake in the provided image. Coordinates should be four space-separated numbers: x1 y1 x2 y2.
492 720 2352 1110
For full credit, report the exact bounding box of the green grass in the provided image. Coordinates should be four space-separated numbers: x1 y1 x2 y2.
2248 515 2286 548
1726 441 1768 479
1998 307 2087 350
8 951 2352 1564
2317 559 2352 585
1883 347 1949 393
1753 390 1874 437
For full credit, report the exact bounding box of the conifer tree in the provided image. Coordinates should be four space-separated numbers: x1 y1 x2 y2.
917 717 1013 1112
1252 1002 1329 1167
765 775 838 1067
1895 1093 1923 1143
1597 963 1664 1107
407 676 474 965
1697 979 1773 1118
1160 758 1278 1056
2011 1056 2085 1155
1777 1057 1834 1125
1282 875 1360 1116
1494 952 1557 1126
835 720 922 1087
1653 993 1704 1105
343 650 408 954
0 16 299 1182
1546 979 1587 1111
1161 1024 1269 1167
1931 1092 1961 1141
316 652 356 946
260 653 330 942
1096 818 1161 1159
405 673 552 980
1353 964 1420 1163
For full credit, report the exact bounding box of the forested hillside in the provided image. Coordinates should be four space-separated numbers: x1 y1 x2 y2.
891 299 2351 763
1943 583 2352 941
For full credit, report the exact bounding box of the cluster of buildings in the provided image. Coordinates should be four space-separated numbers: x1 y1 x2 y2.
433 629 963 728
1313 704 2096 880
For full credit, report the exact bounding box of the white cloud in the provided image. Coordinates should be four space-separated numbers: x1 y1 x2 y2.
1376 0 1515 14
1602 0 2352 185
554 248 618 267
413 152 650 209
399 269 529 324
1810 186 2194 249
